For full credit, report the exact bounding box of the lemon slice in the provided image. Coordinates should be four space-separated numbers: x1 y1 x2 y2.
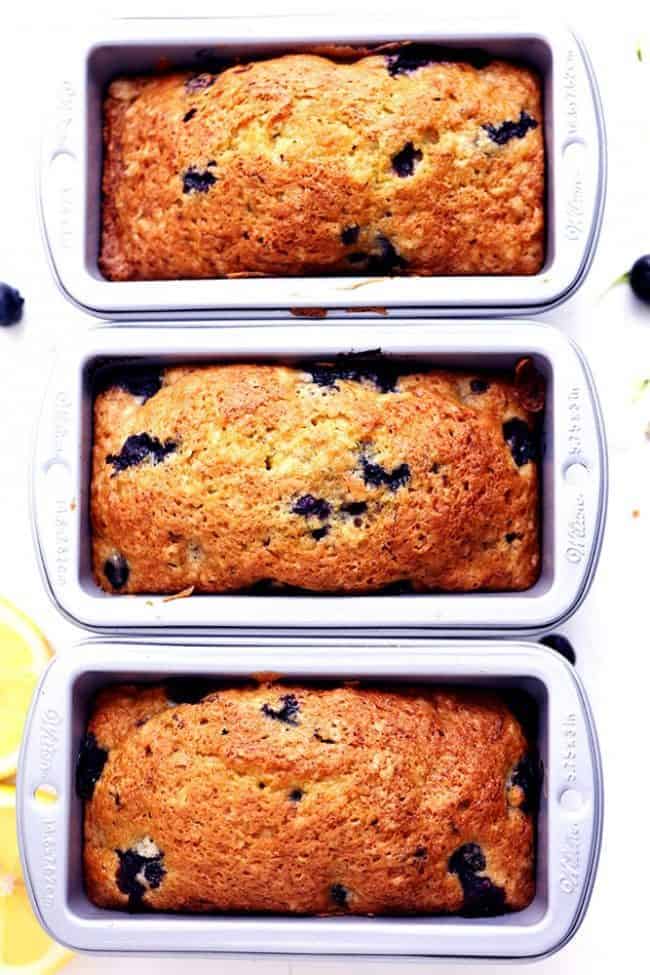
0 786 72 973
0 598 53 781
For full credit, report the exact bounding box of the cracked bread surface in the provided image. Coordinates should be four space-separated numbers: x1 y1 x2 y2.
91 361 542 595
82 681 536 915
99 50 544 280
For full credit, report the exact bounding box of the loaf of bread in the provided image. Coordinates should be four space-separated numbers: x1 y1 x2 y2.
100 47 544 280
78 680 536 915
91 358 543 595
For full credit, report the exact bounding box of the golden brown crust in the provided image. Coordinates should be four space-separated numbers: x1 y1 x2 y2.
99 52 544 280
83 682 535 915
90 363 541 595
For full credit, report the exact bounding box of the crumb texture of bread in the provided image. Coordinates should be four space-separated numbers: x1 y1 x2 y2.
82 682 536 915
91 362 542 595
99 51 544 280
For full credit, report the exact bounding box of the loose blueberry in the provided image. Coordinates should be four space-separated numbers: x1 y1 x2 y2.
630 255 650 304
185 73 216 92
116 845 166 908
448 843 506 917
502 418 537 467
483 111 538 146
182 167 217 194
470 378 490 394
386 44 490 77
261 693 300 725
107 433 177 474
340 501 368 516
104 553 129 590
507 754 541 813
361 456 410 491
164 677 217 704
341 224 360 245
0 283 24 327
391 142 423 178
75 732 108 800
539 634 576 665
311 526 329 540
291 495 331 519
289 789 304 802
330 883 349 908
183 108 197 122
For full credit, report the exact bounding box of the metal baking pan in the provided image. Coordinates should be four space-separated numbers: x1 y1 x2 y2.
31 321 607 635
17 640 602 960
39 16 606 320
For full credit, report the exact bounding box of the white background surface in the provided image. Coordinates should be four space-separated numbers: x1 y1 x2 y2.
1 0 649 971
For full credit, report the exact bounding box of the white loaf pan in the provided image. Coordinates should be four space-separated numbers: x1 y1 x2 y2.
31 321 607 635
39 16 606 320
17 640 602 960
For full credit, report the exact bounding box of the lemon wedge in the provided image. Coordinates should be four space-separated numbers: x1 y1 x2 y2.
0 598 52 781
0 785 72 973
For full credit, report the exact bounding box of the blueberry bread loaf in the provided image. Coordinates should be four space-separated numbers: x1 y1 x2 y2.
100 48 544 280
79 680 537 915
91 359 543 595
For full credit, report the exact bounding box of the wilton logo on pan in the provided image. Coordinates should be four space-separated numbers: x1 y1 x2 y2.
559 823 582 895
39 709 61 776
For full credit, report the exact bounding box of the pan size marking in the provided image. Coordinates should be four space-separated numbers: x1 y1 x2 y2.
41 818 58 909
563 49 579 138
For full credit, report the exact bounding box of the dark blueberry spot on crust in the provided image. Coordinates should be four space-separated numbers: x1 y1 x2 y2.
503 418 536 467
505 531 521 544
386 44 491 76
448 843 506 917
508 754 541 814
347 251 368 264
185 73 216 92
291 495 331 519
262 693 300 726
97 366 162 402
379 579 414 594
314 730 336 744
107 433 177 474
307 351 400 393
183 108 197 122
361 456 410 491
470 378 490 394
206 159 217 167
182 167 217 194
75 732 108 800
116 846 166 909
289 789 304 802
414 846 428 859
368 235 408 274
340 500 368 516
341 224 360 245
104 552 129 590
540 634 576 665
391 142 423 178
311 526 330 540
483 110 538 146
330 883 349 908
164 677 217 705
0 282 24 327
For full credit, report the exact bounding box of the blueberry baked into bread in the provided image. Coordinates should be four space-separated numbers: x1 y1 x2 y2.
99 47 544 280
91 358 543 595
79 680 537 915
